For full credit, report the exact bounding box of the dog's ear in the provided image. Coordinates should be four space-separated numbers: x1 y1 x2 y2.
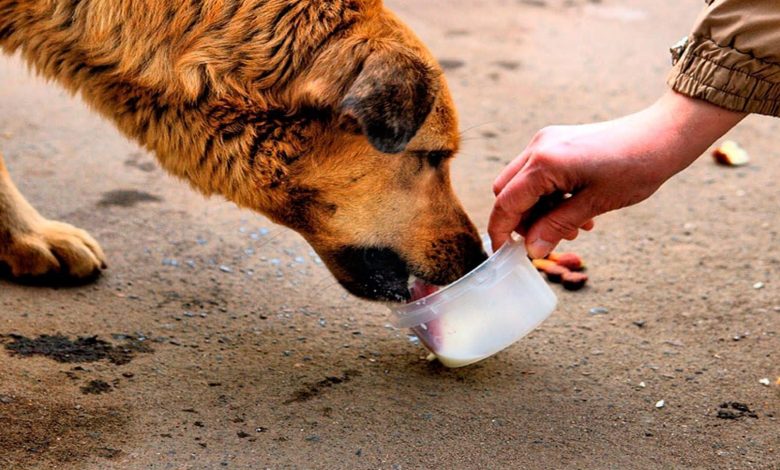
340 48 439 154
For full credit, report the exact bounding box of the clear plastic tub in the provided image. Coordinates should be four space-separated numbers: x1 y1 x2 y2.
390 237 557 368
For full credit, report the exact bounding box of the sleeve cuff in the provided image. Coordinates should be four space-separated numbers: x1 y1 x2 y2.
667 36 780 117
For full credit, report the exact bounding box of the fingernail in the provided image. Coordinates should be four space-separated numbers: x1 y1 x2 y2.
528 238 554 259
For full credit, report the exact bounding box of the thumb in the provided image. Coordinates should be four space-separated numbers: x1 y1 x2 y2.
524 193 596 259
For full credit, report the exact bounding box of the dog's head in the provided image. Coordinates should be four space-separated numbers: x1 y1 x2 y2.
265 9 487 302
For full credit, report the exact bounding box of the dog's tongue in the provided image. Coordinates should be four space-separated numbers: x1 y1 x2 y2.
408 278 439 302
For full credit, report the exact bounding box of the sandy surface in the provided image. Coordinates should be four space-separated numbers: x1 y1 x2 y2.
1 1 778 468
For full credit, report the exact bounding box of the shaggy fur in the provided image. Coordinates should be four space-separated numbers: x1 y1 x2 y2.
0 0 485 300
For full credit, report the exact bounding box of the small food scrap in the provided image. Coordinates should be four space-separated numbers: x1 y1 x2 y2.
712 140 749 167
655 400 665 409
533 252 589 289
562 271 588 291
776 377 780 386
547 252 586 271
759 378 770 386
532 259 567 283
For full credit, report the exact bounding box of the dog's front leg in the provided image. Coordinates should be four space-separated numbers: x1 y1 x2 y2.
0 152 105 281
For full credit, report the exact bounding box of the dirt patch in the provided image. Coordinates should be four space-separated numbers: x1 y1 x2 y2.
3 334 152 365
81 380 113 395
0 396 126 469
97 189 162 208
438 59 466 71
717 402 759 420
285 370 361 404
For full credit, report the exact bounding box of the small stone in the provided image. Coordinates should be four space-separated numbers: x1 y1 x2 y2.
294 256 306 264
638 382 646 388
589 307 609 315
305 435 321 443
219 265 233 273
259 228 270 236
759 378 770 386
633 320 646 328
753 282 764 290
655 400 665 409
237 431 250 438
0 395 13 404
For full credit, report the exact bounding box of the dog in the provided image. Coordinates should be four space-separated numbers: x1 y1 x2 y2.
0 0 487 302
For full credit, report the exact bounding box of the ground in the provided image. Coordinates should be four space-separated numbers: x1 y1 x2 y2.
0 0 778 469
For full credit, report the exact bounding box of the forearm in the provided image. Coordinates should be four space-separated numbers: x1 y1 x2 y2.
621 90 746 183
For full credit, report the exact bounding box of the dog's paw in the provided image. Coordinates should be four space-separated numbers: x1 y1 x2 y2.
0 220 106 281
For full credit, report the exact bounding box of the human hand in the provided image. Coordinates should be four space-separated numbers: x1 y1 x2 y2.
489 90 746 257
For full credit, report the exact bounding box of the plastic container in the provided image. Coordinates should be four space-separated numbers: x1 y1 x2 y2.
391 237 557 368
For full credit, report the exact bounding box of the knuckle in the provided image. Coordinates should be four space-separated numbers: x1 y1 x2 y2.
545 215 579 240
494 191 515 214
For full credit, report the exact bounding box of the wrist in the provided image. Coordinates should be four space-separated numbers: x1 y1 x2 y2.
645 90 746 175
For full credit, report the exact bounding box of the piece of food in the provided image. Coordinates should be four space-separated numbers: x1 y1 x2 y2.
547 252 586 271
561 271 588 291
532 259 568 283
712 140 750 167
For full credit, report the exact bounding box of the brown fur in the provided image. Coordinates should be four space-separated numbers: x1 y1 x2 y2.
0 0 484 300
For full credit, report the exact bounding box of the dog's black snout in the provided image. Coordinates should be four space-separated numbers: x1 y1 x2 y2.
460 234 489 274
334 246 411 301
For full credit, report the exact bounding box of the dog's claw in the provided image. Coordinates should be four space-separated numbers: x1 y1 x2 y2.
0 219 106 281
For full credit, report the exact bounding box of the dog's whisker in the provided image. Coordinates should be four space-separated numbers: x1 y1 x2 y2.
459 121 498 137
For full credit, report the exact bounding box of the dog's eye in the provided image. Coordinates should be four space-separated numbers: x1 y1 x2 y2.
410 150 453 168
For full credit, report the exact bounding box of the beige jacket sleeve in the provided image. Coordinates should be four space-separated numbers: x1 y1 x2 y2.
668 0 780 116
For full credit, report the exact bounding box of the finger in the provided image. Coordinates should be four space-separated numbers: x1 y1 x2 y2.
524 192 597 259
492 149 531 196
488 169 551 252
488 201 523 252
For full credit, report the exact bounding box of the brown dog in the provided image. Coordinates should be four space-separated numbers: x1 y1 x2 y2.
0 0 486 301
